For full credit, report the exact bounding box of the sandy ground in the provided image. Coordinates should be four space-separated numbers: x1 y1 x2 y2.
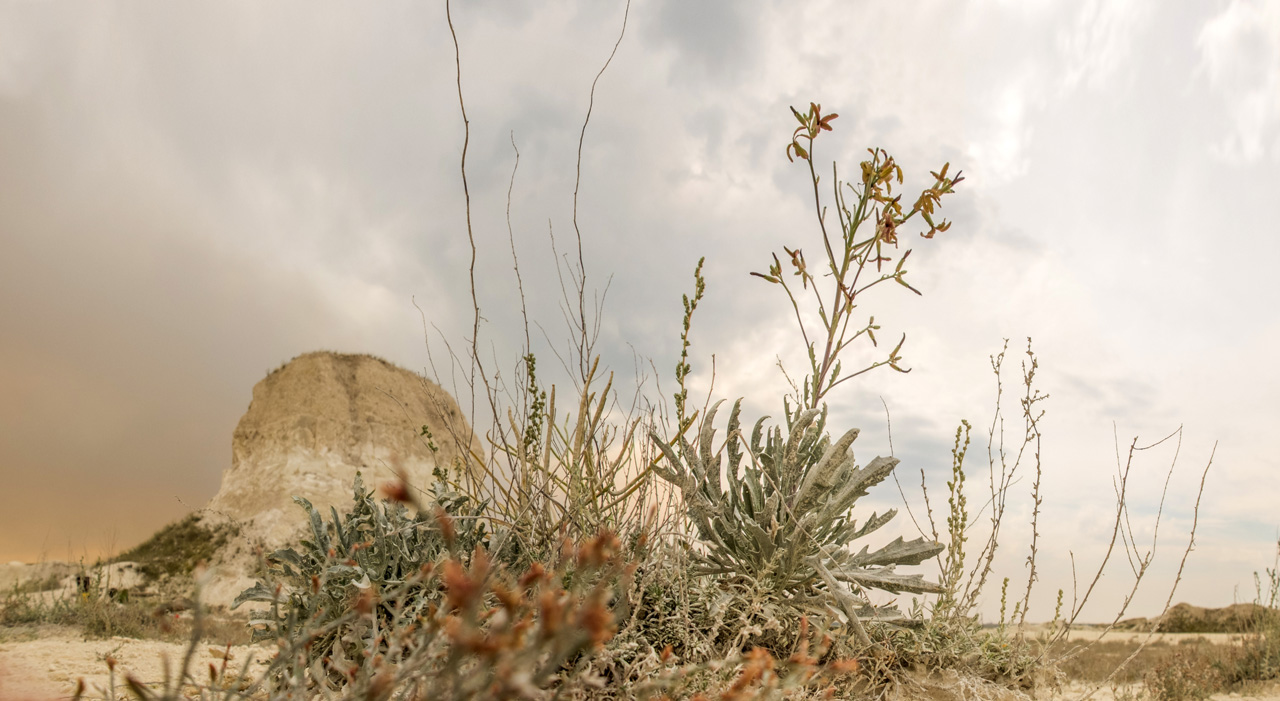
1029 624 1280 700
0 565 77 595
0 626 271 701
1051 680 1280 700
2 624 1279 700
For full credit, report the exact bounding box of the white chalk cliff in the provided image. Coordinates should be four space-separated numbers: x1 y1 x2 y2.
199 351 480 606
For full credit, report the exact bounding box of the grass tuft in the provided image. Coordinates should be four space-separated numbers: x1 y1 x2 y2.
111 513 239 582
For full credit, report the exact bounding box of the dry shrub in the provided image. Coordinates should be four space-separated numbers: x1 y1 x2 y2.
1143 647 1222 701
20 2 1228 699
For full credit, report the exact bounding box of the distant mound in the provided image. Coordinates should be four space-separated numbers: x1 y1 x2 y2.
1115 602 1279 633
196 351 481 607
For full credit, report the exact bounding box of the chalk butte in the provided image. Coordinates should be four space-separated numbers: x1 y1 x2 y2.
199 351 480 607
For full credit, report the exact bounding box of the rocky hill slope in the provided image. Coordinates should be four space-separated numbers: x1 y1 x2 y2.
197 351 480 607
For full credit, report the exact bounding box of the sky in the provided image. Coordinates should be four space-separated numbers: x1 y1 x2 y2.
1 0 1278 623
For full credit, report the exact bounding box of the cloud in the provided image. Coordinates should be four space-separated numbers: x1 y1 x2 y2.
0 1 1275 625
964 73 1042 187
1196 0 1280 162
643 0 759 85
1057 0 1151 91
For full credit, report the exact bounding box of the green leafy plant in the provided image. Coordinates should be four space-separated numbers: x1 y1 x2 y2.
95 528 633 701
233 472 488 685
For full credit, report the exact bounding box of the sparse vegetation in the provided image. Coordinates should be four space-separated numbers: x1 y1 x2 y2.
265 350 398 379
1 516 247 646
5 570 64 595
111 513 239 582
5 3 1263 700
1136 549 1280 699
229 472 489 682
1 582 249 645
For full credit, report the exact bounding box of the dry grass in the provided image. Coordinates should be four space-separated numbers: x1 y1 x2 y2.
1038 606 1280 700
1 3 1252 699
1057 638 1203 685
109 514 239 582
0 586 253 647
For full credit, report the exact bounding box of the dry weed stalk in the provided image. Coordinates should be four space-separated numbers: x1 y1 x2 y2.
892 336 1218 697
39 2 1232 698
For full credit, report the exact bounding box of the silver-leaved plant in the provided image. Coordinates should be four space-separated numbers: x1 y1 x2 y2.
651 399 943 644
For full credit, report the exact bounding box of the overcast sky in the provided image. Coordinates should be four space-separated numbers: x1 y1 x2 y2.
2 1 1277 622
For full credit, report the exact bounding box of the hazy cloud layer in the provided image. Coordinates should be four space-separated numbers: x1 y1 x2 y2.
1 1 1275 621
